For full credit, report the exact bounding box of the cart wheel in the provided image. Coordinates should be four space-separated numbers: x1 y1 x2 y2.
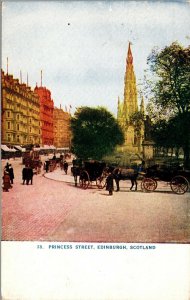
96 176 107 189
170 175 189 195
79 170 90 189
141 177 157 192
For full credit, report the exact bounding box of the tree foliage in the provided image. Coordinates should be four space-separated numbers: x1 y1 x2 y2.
70 106 124 160
145 42 190 167
147 42 190 115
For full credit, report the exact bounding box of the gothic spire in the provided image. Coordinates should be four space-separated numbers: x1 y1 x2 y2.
123 42 138 119
126 42 133 65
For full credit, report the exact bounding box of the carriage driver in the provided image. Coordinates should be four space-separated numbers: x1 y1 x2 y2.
106 170 114 195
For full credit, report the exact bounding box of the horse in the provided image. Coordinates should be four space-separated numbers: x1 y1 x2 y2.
107 166 139 191
71 166 81 186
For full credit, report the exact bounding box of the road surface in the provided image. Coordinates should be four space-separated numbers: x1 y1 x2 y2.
2 157 190 243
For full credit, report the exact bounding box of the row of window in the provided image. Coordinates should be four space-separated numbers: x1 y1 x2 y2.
6 112 40 124
7 122 40 134
7 133 37 143
4 88 39 104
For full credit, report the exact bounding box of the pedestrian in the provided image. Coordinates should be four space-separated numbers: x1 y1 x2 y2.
3 171 11 192
27 166 34 185
45 159 50 173
5 162 10 172
60 160 64 170
63 160 68 174
8 164 14 184
106 171 114 195
22 165 29 185
113 167 121 192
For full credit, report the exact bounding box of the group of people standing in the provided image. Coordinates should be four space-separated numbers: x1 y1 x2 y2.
2 160 34 192
22 165 34 185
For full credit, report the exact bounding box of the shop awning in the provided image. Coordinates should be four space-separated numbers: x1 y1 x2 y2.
33 147 41 151
1 145 11 151
50 145 56 149
14 145 26 152
57 147 69 151
42 145 56 150
9 148 16 152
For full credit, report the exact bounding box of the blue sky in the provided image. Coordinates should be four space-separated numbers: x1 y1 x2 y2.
2 1 190 116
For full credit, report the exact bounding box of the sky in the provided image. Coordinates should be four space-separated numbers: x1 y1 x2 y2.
2 0 190 116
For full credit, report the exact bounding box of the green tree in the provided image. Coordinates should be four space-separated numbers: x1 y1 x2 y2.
70 106 124 160
146 42 190 167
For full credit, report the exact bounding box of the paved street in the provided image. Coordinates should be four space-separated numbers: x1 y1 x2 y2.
2 157 190 243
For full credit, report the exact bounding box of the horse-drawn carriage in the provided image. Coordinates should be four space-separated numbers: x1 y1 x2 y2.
108 163 189 195
101 163 189 195
71 159 107 189
71 158 189 194
141 164 190 195
22 150 42 174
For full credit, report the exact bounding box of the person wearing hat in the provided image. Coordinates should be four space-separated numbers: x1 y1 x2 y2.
27 166 34 185
106 170 114 195
8 164 14 184
22 165 29 185
5 162 10 172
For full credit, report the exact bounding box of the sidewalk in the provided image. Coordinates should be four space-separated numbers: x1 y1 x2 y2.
44 168 74 183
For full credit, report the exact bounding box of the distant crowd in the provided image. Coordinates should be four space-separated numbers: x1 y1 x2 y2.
2 153 70 192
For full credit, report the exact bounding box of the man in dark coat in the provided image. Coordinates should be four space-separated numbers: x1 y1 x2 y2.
8 164 14 184
106 171 114 195
63 161 68 174
5 162 10 172
45 159 50 173
22 165 29 185
27 166 34 185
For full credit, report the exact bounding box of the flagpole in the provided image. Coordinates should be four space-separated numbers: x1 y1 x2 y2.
20 70 22 84
41 70 42 87
6 57 9 75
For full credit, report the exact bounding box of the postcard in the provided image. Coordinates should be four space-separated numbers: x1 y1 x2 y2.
1 1 190 299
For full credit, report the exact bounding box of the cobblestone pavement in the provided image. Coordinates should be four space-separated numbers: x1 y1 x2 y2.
2 157 190 243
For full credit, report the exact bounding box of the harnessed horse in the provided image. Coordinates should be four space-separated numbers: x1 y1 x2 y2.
107 166 139 191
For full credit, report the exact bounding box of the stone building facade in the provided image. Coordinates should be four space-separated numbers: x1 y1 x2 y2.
34 86 54 146
117 43 145 154
53 106 71 148
1 70 41 146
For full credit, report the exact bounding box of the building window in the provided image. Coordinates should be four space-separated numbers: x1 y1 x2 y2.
17 124 19 131
17 135 20 142
17 114 19 120
7 122 10 129
30 127 31 133
7 111 10 117
7 134 11 142
29 119 31 124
